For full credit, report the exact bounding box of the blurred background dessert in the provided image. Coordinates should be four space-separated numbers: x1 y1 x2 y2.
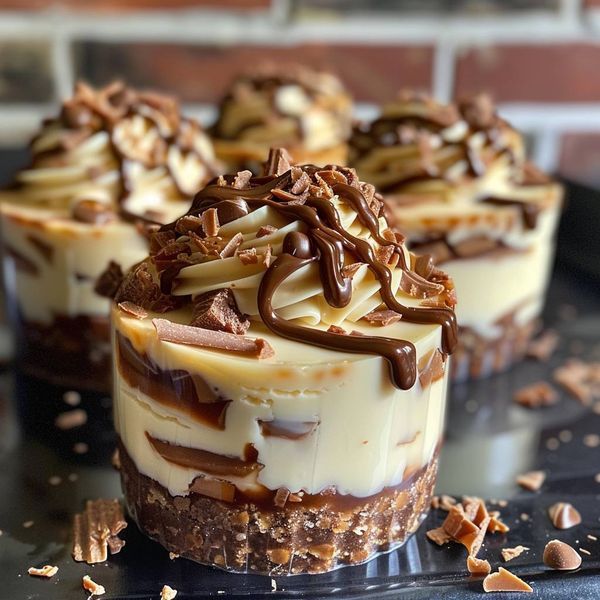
0 81 220 392
211 65 352 172
350 93 562 380
111 152 457 574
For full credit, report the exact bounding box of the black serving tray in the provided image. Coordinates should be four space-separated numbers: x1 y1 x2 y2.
1 181 600 599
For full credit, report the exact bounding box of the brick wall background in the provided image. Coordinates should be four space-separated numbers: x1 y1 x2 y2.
1 0 600 187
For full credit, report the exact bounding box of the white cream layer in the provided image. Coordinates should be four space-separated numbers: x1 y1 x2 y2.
113 307 447 499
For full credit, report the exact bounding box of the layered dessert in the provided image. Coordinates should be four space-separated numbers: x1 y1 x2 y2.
350 93 562 381
0 81 220 391
112 149 457 574
211 65 352 172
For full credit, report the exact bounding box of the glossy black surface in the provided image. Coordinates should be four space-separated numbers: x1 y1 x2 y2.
1 183 600 599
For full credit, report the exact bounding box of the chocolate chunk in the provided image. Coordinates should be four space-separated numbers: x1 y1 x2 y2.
72 499 127 564
327 324 347 335
233 170 253 189
201 207 220 237
115 262 179 313
399 269 445 298
189 476 236 503
543 540 582 570
467 556 491 575
418 349 445 389
363 309 402 327
263 147 292 176
190 289 249 335
153 318 274 358
426 527 452 546
413 254 434 279
94 261 124 299
501 545 529 562
149 230 177 254
72 199 116 225
174 215 204 235
341 262 364 278
238 248 258 265
219 232 244 258
118 301 148 320
513 381 557 408
516 470 545 492
256 225 278 238
483 567 532 593
548 502 581 529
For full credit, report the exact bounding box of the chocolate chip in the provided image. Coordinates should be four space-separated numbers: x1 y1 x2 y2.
190 289 249 335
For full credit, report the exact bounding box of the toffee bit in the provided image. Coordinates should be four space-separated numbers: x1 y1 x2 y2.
256 225 278 238
219 232 243 258
238 248 259 265
482 567 532 593
363 309 402 327
28 565 58 578
467 555 491 575
82 575 106 597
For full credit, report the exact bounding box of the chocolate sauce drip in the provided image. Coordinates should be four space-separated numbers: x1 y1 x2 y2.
188 169 456 390
116 332 230 429
480 196 541 230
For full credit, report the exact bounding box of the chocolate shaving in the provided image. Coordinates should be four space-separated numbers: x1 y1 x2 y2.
548 502 581 529
238 248 259 264
516 470 545 492
257 225 277 238
341 262 364 278
153 318 273 358
543 540 582 570
426 527 452 546
118 301 148 319
115 262 180 312
363 309 402 327
219 232 243 258
483 567 532 593
467 556 491 575
201 207 220 238
501 545 529 562
175 215 204 235
94 261 124 299
190 289 249 335
72 499 127 564
513 381 557 408
263 148 292 176
233 170 253 189
72 199 116 225
399 269 445 298
418 349 445 389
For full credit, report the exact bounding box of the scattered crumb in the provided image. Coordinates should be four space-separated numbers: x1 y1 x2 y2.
546 437 560 451
587 534 597 541
54 409 87 430
501 545 529 562
161 585 177 600
28 565 58 578
168 552 179 560
73 442 89 454
22 521 34 528
583 434 600 448
580 548 591 556
483 567 533 593
82 575 105 596
63 390 81 406
559 429 573 443
48 475 62 486
516 470 546 492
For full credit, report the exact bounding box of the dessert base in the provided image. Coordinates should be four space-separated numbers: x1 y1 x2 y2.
17 313 111 393
119 441 439 575
451 318 537 382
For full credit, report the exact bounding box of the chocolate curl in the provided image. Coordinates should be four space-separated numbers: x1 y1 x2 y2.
153 318 274 359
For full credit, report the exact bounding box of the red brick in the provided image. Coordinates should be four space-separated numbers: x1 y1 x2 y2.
585 0 600 7
0 41 54 103
0 0 269 10
73 42 433 104
559 133 600 187
455 44 600 103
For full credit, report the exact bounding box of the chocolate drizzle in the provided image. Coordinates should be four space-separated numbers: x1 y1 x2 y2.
181 155 457 390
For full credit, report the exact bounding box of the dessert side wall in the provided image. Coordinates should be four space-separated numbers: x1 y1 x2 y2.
0 0 599 187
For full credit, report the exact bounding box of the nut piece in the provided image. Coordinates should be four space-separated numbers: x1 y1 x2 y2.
543 540 582 570
501 545 529 562
28 565 59 578
483 567 533 593
467 555 491 575
82 575 106 596
161 584 178 600
548 502 582 530
516 470 546 492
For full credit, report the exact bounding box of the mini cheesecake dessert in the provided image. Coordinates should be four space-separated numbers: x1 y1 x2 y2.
211 65 352 172
112 149 457 574
0 81 220 392
350 93 562 381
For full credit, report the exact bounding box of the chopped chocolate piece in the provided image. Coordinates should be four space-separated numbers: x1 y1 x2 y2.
94 261 124 299
426 527 452 546
483 567 532 593
327 324 347 335
399 269 445 299
201 207 220 237
291 171 311 195
467 556 491 576
374 244 395 265
82 575 106 596
501 545 529 562
115 262 179 313
413 254 434 279
161 585 178 600
263 147 292 176
118 301 148 320
548 502 581 530
28 565 59 578
543 540 582 570
513 381 558 408
150 230 177 254
516 470 546 492
153 318 273 358
238 248 259 265
190 289 249 335
272 188 307 204
174 215 204 235
256 225 278 238
189 476 236 503
442 506 479 541
363 309 402 327
274 488 290 508
72 199 116 225
526 330 559 361
419 349 445 389
55 408 87 430
219 232 244 258
72 499 128 564
233 170 253 189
